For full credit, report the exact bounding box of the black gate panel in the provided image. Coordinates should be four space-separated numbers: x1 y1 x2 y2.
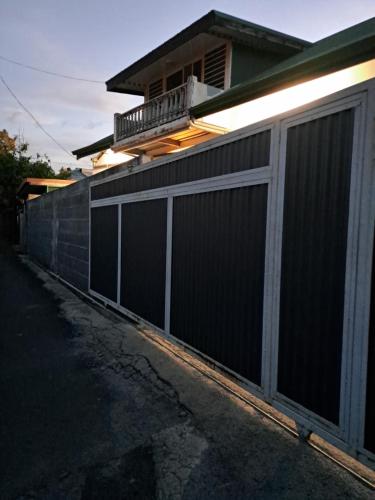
90 205 118 302
121 199 167 329
365 226 375 453
278 109 355 424
170 185 267 385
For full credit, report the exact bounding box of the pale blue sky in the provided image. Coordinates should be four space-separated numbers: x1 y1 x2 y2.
0 0 374 170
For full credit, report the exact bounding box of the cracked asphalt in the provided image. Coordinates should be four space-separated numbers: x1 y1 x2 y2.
0 240 373 499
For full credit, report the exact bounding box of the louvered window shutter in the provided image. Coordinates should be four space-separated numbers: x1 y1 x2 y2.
204 45 226 89
148 79 163 100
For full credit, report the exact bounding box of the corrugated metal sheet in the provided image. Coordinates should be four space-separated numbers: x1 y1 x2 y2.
90 205 118 302
121 199 167 329
170 185 267 385
277 109 355 424
365 225 375 453
91 131 270 200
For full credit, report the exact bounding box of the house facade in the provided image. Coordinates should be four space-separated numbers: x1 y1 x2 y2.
73 11 310 162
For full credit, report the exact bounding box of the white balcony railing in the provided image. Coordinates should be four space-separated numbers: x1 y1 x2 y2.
114 77 222 144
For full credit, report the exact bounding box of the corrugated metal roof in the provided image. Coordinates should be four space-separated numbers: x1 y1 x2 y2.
192 17 375 118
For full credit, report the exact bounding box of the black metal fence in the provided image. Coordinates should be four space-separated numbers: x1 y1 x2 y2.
89 95 374 467
26 86 375 468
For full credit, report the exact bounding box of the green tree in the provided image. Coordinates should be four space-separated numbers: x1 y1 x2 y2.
0 130 71 210
55 167 73 180
0 129 16 154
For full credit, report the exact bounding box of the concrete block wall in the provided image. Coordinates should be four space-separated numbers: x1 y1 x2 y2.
27 194 55 269
55 179 90 291
27 178 90 292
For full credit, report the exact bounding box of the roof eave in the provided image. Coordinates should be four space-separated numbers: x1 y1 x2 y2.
105 10 311 94
211 11 312 51
72 134 114 159
16 178 76 197
106 11 216 93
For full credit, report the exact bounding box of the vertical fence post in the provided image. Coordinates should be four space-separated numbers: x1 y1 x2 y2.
117 203 122 305
51 195 58 273
164 196 173 335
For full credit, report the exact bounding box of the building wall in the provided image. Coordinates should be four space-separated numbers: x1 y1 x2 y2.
230 43 285 87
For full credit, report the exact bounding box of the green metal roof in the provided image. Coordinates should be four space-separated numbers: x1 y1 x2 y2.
72 134 113 159
106 10 311 94
192 17 375 118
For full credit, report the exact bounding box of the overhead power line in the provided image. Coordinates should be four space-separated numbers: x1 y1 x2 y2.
0 55 104 84
0 74 74 158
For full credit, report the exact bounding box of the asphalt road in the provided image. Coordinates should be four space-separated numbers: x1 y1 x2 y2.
0 240 373 499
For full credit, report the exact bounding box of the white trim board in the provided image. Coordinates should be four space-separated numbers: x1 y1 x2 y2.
90 166 272 208
348 83 375 460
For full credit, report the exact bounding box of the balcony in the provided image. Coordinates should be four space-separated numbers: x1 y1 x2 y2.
113 76 223 149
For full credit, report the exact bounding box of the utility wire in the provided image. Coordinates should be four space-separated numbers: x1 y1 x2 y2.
0 74 75 158
0 55 104 84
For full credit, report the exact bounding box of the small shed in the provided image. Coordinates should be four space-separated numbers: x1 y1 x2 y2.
17 177 76 201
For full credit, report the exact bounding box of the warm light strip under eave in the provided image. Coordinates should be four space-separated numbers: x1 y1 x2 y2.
202 59 375 131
